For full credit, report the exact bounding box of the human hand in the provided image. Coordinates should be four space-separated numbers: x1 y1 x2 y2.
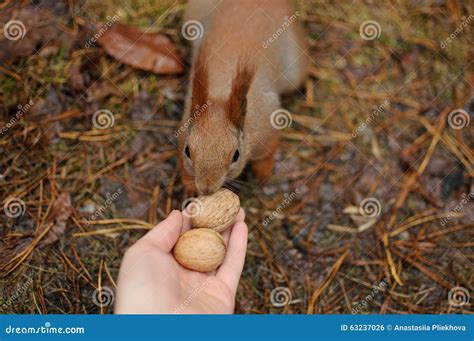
114 208 248 314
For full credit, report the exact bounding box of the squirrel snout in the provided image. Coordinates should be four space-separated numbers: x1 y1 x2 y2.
195 177 223 195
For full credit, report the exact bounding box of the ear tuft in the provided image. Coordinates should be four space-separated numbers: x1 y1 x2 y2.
227 60 256 129
191 48 209 116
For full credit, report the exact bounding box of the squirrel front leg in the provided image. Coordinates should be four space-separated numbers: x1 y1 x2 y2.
251 138 278 181
248 90 280 182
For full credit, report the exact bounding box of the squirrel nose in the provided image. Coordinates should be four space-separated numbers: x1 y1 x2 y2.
196 183 209 195
196 183 213 195
196 179 220 195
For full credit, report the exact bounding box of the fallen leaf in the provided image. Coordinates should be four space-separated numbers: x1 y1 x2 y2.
38 193 72 246
97 24 184 74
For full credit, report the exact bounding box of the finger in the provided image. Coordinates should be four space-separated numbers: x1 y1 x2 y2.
216 221 248 296
181 210 192 233
141 210 183 252
221 227 231 245
235 208 245 223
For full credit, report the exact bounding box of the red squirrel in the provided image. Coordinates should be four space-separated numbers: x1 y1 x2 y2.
179 0 308 195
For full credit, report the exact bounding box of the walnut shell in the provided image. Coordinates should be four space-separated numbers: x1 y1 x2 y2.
191 188 240 233
173 228 226 272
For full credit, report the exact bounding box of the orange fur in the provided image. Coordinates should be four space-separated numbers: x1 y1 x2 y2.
190 49 209 112
179 0 308 194
227 61 256 129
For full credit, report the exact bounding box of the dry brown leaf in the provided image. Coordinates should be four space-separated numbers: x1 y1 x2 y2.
39 193 72 246
97 24 184 74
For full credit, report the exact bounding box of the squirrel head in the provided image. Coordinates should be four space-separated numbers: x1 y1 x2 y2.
181 49 255 195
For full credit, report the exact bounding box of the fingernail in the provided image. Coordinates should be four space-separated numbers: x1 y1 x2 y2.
167 209 178 218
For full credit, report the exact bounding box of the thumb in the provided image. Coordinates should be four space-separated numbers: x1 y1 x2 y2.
141 210 183 252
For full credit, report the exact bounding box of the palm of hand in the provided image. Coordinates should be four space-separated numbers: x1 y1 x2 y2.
158 252 235 314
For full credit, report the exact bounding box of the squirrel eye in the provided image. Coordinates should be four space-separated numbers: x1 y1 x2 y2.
184 146 191 158
232 150 240 163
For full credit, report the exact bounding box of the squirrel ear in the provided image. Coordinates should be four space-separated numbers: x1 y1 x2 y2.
227 61 255 129
191 48 209 115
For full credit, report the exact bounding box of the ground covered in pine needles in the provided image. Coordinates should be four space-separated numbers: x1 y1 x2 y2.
0 0 472 314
